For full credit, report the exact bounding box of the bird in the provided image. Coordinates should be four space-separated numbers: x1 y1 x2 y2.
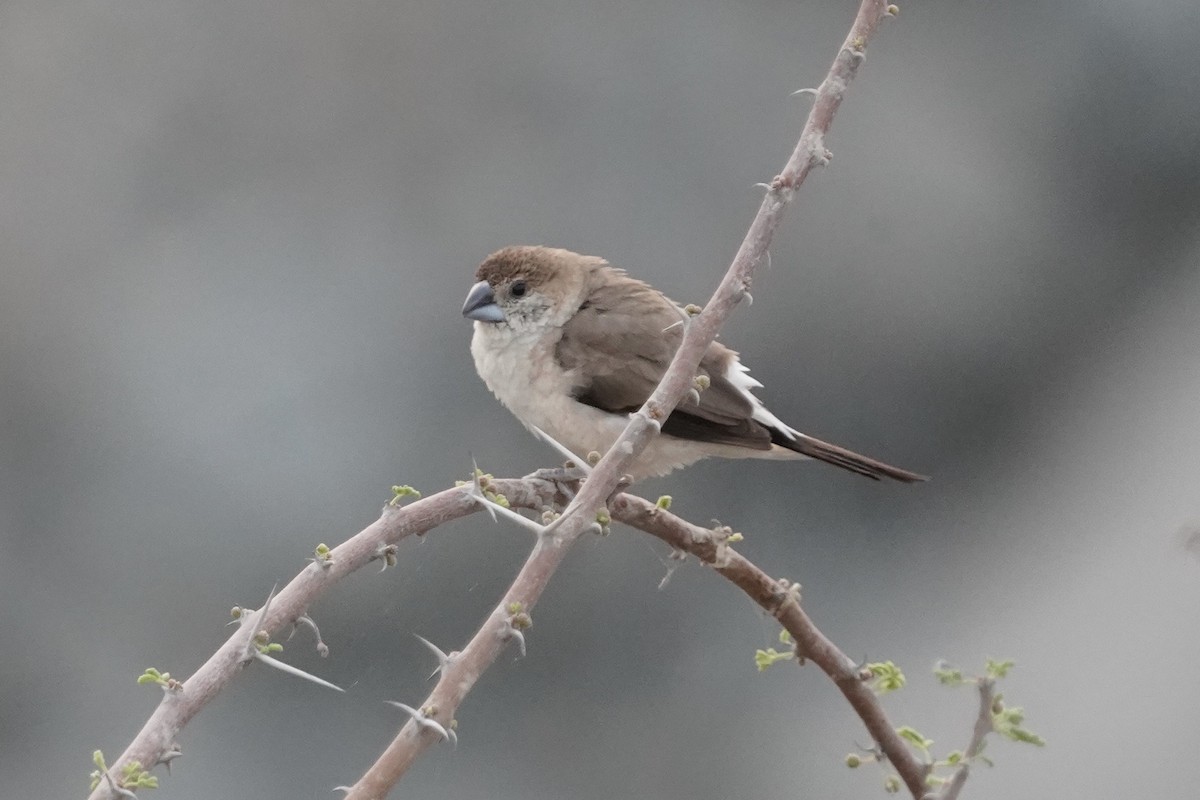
461 245 925 483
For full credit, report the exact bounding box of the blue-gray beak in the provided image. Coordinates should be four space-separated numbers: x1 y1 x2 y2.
462 280 505 323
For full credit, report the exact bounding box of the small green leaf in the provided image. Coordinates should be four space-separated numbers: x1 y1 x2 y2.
993 705 1045 746
137 668 164 685
390 485 421 506
896 725 933 753
119 760 158 789
655 495 673 510
866 661 906 694
1002 725 1046 747
985 658 1015 679
933 661 966 686
754 647 794 671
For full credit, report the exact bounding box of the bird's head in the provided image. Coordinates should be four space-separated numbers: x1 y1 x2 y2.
462 246 600 333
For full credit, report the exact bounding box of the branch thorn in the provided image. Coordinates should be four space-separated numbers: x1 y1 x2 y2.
385 701 456 745
412 633 458 679
240 583 279 663
291 613 330 657
529 425 593 476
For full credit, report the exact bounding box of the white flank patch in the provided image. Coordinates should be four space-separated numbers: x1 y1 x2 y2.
725 360 799 440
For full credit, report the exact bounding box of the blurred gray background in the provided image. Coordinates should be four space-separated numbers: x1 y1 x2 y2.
3 0 1199 797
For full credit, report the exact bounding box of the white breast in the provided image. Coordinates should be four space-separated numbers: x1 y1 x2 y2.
469 321 801 478
471 322 625 456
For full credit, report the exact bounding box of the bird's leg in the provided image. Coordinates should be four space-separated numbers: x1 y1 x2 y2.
525 465 589 483
524 424 596 503
524 465 587 506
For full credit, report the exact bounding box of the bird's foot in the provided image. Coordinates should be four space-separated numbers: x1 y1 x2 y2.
524 466 587 504
525 465 588 483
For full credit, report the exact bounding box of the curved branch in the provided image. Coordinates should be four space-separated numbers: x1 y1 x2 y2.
346 484 930 799
94 474 927 800
609 493 929 798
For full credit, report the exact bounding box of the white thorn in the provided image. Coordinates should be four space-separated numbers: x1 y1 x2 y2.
102 771 138 799
293 614 329 657
502 624 527 658
529 425 593 475
241 583 279 663
665 301 694 334
413 633 455 679
465 456 560 536
159 742 182 774
495 498 547 534
464 458 497 522
385 701 452 742
254 651 345 692
658 561 678 590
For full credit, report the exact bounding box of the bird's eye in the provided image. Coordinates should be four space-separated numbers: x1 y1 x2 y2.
511 280 527 297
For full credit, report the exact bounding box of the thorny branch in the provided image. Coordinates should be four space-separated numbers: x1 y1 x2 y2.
91 474 927 800
86 478 562 800
89 1 927 798
609 493 929 797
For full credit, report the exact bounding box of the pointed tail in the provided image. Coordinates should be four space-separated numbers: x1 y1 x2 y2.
781 433 927 483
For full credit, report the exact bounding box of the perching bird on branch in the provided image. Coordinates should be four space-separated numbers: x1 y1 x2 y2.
462 245 925 483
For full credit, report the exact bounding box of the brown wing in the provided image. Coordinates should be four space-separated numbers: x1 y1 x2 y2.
554 270 774 450
554 266 927 482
